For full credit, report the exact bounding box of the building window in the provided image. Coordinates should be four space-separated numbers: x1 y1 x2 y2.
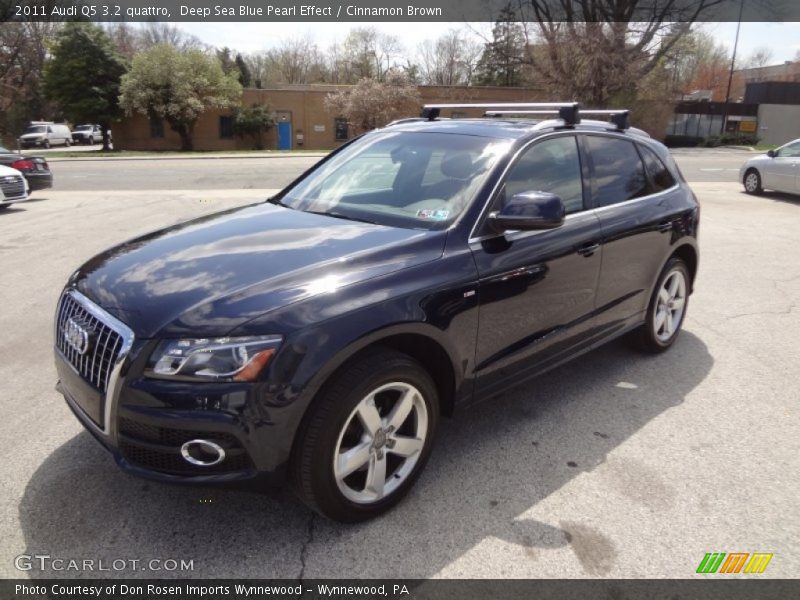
219 116 234 139
149 118 164 139
334 118 349 141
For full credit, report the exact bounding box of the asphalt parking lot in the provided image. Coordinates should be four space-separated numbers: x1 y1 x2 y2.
0 150 798 578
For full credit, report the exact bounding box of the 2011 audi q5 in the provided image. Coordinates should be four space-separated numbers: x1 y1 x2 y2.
54 103 699 522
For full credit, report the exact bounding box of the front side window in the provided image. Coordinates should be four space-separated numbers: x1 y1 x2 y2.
777 141 800 157
639 144 677 192
502 135 584 214
586 136 648 207
279 131 511 230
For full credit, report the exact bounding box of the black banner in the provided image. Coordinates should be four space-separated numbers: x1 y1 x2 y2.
1 0 799 22
2 579 800 600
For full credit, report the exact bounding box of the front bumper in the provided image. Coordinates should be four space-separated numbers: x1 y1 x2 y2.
55 348 298 489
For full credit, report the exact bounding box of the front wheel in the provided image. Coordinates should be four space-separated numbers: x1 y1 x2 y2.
629 257 690 353
743 169 763 194
292 349 439 522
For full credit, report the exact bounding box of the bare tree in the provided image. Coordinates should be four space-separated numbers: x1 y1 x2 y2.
745 46 774 69
138 23 205 50
518 0 725 106
418 29 483 86
103 23 140 60
264 36 327 84
324 71 421 134
338 27 403 83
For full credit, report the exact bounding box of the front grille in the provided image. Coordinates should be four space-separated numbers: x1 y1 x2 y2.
55 292 124 393
119 418 251 475
0 175 25 199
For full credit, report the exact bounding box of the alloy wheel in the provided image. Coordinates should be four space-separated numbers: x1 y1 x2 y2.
654 270 686 343
745 172 759 193
333 382 428 504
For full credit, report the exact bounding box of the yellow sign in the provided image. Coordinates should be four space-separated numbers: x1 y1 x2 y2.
739 121 757 133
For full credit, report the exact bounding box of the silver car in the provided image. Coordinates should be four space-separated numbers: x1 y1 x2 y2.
740 139 800 195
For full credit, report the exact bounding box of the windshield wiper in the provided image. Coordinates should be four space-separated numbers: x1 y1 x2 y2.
304 210 380 225
267 196 293 208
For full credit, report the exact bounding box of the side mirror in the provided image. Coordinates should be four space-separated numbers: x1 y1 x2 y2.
767 149 776 158
488 191 566 233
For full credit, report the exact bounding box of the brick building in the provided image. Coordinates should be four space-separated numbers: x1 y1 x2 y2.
112 84 547 151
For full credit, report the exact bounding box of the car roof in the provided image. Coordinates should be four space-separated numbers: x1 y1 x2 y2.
383 117 651 141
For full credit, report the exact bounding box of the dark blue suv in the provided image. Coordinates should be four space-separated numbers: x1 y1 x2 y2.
54 103 699 522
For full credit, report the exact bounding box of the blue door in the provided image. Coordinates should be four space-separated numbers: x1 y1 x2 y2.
277 122 291 150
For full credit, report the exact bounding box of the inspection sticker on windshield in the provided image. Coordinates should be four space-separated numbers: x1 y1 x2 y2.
417 209 449 220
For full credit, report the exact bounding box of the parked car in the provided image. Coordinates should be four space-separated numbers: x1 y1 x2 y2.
0 164 29 209
72 124 111 145
54 103 699 522
0 146 53 193
18 122 71 149
741 138 800 195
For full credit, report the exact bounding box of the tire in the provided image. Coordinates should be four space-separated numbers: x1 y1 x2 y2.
42 140 50 149
743 169 763 195
64 138 70 147
291 349 439 522
629 257 690 354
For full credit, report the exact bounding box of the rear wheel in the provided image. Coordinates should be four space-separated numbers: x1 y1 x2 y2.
629 257 690 353
64 138 70 147
292 349 439 522
743 169 762 194
42 140 50 149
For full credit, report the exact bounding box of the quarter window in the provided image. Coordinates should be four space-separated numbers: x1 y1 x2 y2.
639 145 677 192
503 136 584 214
586 136 648 207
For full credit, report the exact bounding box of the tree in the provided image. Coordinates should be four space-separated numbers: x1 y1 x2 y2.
745 46 774 69
263 36 327 84
119 45 242 151
233 104 275 149
43 23 127 150
0 22 60 144
138 23 205 50
235 54 252 87
518 0 724 106
324 71 421 135
418 29 483 86
474 6 528 86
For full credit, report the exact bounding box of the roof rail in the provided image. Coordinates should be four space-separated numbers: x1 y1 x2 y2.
421 103 632 131
421 102 580 125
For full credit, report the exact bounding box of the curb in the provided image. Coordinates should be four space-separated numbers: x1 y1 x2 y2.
44 152 328 163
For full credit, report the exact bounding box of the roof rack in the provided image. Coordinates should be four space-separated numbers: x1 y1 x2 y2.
420 103 631 131
421 102 580 125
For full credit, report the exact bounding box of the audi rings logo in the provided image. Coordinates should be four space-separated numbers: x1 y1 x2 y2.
63 317 92 355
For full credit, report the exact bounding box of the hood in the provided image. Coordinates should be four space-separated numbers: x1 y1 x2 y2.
72 202 446 338
20 133 45 139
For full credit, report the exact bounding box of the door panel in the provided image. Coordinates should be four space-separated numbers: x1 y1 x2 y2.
764 141 800 192
471 213 602 394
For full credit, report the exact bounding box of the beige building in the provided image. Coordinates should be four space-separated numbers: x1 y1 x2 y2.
112 85 547 152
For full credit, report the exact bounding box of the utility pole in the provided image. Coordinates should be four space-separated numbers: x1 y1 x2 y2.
721 0 745 134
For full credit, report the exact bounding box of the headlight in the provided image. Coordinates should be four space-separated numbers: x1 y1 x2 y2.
148 335 282 382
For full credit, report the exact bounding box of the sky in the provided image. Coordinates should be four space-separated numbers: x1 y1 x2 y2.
169 21 800 64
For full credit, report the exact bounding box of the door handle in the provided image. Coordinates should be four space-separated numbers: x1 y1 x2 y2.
577 242 600 257
657 221 673 233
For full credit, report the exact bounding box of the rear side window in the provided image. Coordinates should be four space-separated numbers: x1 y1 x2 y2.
586 136 648 207
639 144 676 192
504 136 584 214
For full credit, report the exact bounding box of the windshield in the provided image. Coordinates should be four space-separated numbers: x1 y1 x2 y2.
75 125 92 131
279 131 510 230
0 147 9 153
24 126 46 134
